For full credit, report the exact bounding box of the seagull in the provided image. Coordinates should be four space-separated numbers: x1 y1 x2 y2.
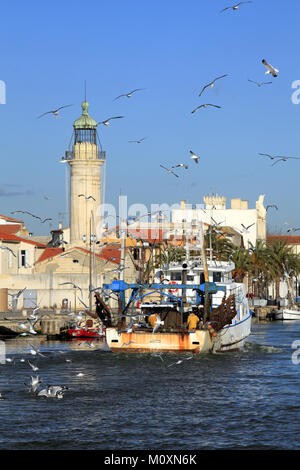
28 361 39 372
167 355 193 367
98 116 124 127
113 89 145 100
220 2 252 13
211 217 225 227
78 194 96 201
287 227 300 233
121 341 136 347
10 211 52 224
152 316 164 334
171 163 188 169
59 282 82 294
199 75 228 97
29 344 46 357
266 205 278 211
25 375 42 394
248 79 272 87
76 373 84 377
262 59 279 78
0 392 5 400
0 246 16 257
38 105 73 119
241 223 255 232
128 137 147 144
271 156 300 166
191 104 221 113
106 266 129 274
189 150 200 164
160 165 179 178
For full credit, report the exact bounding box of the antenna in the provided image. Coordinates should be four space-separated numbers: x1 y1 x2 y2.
84 80 87 102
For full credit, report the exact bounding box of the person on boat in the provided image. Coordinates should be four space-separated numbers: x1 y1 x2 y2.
187 312 200 332
148 313 158 328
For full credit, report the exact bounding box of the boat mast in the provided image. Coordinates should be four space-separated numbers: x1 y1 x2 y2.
199 221 210 322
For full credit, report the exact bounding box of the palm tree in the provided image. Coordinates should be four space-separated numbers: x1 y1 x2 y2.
266 239 295 300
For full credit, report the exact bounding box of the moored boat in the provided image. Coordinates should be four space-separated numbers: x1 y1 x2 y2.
273 308 300 321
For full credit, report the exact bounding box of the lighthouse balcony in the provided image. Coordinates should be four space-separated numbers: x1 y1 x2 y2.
62 150 106 162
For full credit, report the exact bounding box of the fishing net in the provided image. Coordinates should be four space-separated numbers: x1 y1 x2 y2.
208 294 237 331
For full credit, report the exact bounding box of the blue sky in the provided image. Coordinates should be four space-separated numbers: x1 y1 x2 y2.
0 0 299 235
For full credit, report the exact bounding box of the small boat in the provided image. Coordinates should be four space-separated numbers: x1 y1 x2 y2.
273 308 300 321
60 317 105 339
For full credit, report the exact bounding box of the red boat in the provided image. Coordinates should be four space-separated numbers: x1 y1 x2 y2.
61 318 106 339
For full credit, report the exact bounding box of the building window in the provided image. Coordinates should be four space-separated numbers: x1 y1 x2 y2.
171 272 181 281
213 272 222 283
18 249 29 268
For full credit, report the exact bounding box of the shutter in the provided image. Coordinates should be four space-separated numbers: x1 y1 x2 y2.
25 250 29 268
18 250 22 268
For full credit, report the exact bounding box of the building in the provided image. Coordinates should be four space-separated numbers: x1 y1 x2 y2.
171 194 267 247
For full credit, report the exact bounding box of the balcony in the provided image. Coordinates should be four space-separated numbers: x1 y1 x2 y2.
62 150 106 162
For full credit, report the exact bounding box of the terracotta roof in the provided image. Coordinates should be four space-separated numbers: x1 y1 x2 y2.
0 224 22 234
35 247 64 264
76 246 120 264
0 230 45 246
267 235 300 245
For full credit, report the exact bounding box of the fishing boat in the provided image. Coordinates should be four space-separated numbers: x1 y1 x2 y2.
273 308 300 321
104 258 252 354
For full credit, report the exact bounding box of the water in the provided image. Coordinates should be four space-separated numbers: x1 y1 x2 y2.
0 321 300 450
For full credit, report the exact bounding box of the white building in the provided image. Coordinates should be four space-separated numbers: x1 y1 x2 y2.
172 194 267 247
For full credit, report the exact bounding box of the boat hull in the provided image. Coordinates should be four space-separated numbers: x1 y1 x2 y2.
106 312 252 354
274 309 300 321
62 328 105 339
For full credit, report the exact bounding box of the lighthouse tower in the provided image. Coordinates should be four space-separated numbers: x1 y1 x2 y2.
67 101 105 245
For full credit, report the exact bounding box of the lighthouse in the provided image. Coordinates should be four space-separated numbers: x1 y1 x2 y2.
65 101 105 245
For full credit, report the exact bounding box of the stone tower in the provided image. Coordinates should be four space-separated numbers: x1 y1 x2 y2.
66 101 105 245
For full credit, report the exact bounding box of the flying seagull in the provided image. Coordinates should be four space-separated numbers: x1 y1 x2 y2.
248 79 272 87
38 105 73 119
271 156 300 166
241 223 255 232
59 282 82 294
78 194 96 201
128 137 147 144
98 116 124 127
191 104 221 113
287 227 300 233
160 165 179 178
113 89 145 100
220 2 252 13
171 163 188 169
29 344 46 358
199 75 228 97
190 150 200 164
266 205 278 211
10 211 52 224
262 59 279 78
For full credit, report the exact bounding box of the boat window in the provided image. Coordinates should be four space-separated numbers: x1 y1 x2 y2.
187 275 194 281
213 272 222 282
170 272 181 281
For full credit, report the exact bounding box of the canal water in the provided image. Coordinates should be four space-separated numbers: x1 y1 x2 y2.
0 321 299 450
